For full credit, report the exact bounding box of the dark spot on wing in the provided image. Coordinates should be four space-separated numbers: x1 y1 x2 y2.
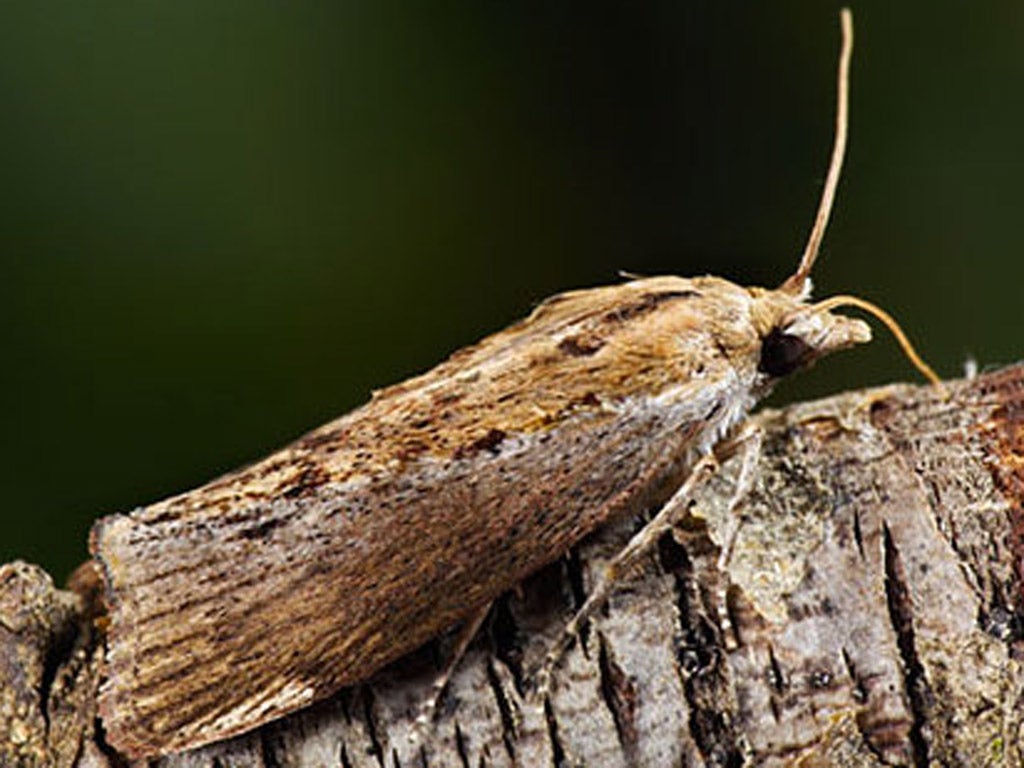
238 517 286 541
396 439 431 462
454 428 507 460
603 290 699 324
558 334 605 357
277 464 332 499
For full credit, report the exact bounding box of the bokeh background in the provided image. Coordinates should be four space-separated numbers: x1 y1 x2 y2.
2 3 1022 579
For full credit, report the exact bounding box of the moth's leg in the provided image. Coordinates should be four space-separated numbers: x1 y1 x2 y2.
709 423 763 649
713 422 764 573
534 452 721 698
416 601 492 726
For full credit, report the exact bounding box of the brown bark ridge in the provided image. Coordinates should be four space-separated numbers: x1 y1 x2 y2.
4 363 1024 767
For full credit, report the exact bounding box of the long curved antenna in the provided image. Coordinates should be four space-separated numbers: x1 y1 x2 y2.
780 8 853 295
810 294 943 387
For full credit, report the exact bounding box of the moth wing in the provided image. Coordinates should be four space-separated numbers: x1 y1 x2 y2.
92 276 756 756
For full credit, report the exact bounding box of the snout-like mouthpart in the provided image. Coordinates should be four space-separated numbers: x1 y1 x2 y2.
758 305 871 379
782 308 872 354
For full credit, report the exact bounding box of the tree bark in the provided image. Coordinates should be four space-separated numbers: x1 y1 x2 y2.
3 364 1024 767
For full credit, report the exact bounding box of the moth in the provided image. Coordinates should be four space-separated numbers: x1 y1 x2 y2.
88 9 939 757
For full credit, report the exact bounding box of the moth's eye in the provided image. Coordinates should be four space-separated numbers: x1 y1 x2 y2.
759 328 813 377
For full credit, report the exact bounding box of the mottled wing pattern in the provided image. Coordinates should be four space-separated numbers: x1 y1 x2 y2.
92 277 758 756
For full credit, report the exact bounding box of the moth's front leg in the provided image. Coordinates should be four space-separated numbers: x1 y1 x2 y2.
531 419 769 698
532 450 722 699
709 422 765 650
711 421 765 571
416 601 493 728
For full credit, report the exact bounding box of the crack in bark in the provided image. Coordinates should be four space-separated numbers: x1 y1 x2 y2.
596 631 637 755
490 596 524 697
542 698 565 768
91 722 128 768
484 660 516 761
453 721 470 768
660 533 744 764
882 523 930 768
564 549 590 653
840 647 866 704
258 728 280 767
361 687 386 768
852 507 865 559
565 549 586 611
668 558 739 767
338 688 355 725
765 643 784 723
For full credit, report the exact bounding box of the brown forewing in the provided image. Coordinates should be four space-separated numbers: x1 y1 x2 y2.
92 276 761 755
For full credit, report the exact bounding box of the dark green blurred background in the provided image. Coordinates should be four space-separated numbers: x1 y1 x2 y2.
2 3 1022 579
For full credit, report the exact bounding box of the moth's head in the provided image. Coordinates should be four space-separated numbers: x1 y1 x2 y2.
749 287 871 379
748 285 941 386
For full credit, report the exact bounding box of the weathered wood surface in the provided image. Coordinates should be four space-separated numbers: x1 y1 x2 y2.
3 364 1024 767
